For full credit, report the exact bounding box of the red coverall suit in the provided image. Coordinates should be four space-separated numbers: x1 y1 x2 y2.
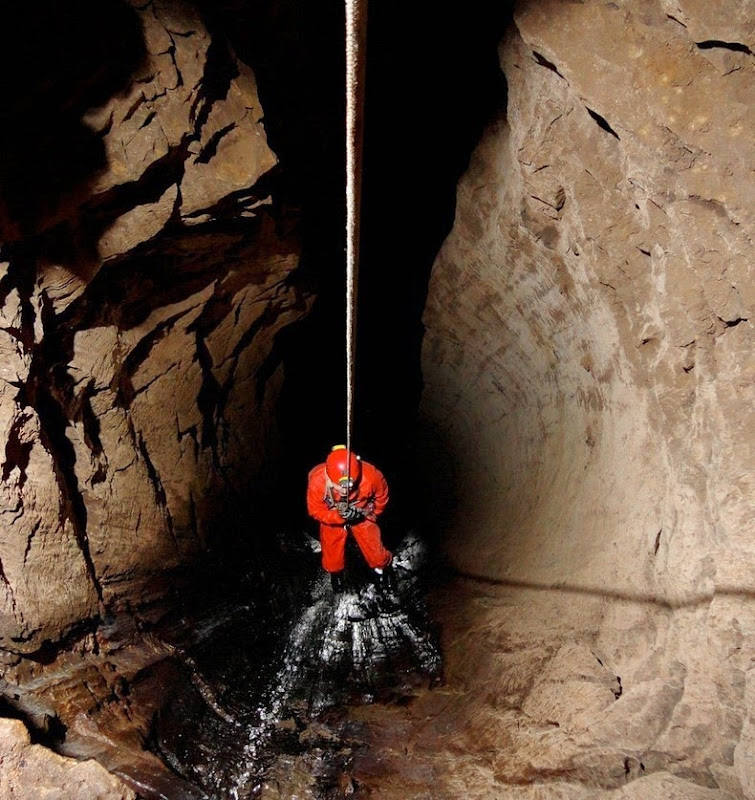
306 460 392 573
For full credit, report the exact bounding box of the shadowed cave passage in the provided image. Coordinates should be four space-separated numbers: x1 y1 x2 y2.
204 0 513 497
0 0 513 798
0 1 147 245
0 0 754 799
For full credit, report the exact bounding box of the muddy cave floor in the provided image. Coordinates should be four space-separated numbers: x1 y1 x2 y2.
5 529 727 800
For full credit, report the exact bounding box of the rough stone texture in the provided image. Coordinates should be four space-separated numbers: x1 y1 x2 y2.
0 717 135 799
0 1 308 791
0 0 306 655
416 0 755 797
349 583 738 799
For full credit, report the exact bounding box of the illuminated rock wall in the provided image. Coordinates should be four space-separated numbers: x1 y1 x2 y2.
421 0 755 794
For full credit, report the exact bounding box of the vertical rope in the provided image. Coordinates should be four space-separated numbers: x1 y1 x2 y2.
345 0 366 472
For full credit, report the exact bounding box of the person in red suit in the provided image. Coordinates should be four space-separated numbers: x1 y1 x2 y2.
306 445 392 592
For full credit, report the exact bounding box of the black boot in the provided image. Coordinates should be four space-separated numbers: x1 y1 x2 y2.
374 565 396 593
330 571 345 593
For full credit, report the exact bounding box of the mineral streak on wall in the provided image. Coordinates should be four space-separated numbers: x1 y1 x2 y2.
0 0 308 655
420 0 755 793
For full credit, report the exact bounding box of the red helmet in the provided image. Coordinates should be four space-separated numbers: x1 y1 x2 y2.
325 445 361 485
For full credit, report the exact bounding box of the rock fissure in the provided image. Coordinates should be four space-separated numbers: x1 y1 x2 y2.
696 40 754 56
188 36 239 138
586 107 621 139
26 370 104 606
2 412 33 486
666 14 688 29
135 433 179 555
194 121 237 165
21 520 41 569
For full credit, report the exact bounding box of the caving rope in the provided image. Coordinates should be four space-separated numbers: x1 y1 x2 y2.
345 0 367 486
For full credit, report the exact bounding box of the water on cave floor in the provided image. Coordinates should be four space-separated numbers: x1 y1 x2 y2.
154 532 441 799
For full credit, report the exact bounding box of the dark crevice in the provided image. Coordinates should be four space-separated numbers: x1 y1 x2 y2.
167 28 198 39
696 40 754 56
532 50 565 79
22 520 41 567
81 136 190 239
191 295 283 462
164 39 184 90
195 121 237 165
120 309 197 390
8 616 101 662
179 164 281 221
72 381 105 458
26 376 104 604
11 275 104 606
253 287 310 410
718 315 748 329
58 200 286 337
225 294 286 390
187 491 200 544
0 556 19 618
189 35 240 136
137 434 178 551
23 137 193 295
122 92 147 123
2 412 33 486
193 333 223 463
0 698 67 748
140 109 158 129
0 251 36 352
586 107 620 139
666 14 687 28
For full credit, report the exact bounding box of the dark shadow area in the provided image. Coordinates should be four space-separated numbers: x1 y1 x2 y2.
0 0 146 243
0 0 514 597
0 3 514 795
197 0 513 545
149 530 439 799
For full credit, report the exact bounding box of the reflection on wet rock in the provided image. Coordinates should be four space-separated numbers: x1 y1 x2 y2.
155 532 441 799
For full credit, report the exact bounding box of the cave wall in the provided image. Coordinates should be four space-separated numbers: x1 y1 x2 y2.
421 0 754 793
0 0 307 655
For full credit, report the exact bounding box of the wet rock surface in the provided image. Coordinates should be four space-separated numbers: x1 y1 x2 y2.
154 532 440 799
342 579 739 799
0 531 439 799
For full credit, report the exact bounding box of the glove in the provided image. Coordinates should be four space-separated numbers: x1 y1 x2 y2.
338 503 364 524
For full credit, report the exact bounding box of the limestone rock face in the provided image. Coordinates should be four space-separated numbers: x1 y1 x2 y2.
0 0 306 654
421 0 755 795
0 718 135 800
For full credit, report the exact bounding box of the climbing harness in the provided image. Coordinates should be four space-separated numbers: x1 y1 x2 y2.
345 0 367 481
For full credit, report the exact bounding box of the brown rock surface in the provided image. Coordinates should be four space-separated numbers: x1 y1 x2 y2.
413 0 755 797
1 0 753 797
0 0 305 654
0 717 135 799
0 0 306 790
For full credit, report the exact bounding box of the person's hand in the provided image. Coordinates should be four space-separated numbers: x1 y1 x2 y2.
339 504 364 523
